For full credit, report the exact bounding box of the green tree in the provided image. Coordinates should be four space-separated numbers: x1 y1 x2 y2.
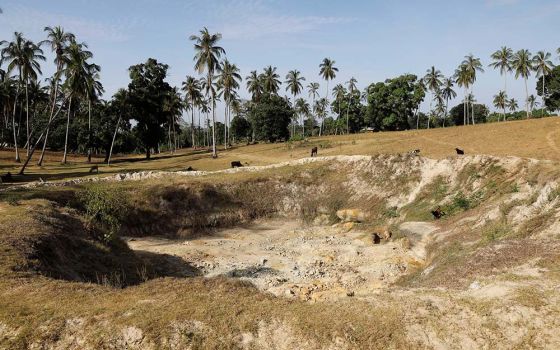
318 58 338 136
190 27 225 158
441 77 456 127
508 98 518 113
462 54 484 124
246 70 263 102
307 82 319 135
345 77 357 134
261 66 281 95
454 64 470 125
182 75 201 148
295 97 310 137
216 59 241 148
285 70 305 136
248 94 293 142
532 51 554 115
493 91 508 121
365 74 424 131
489 47 513 98
127 58 173 159
511 49 533 119
423 66 443 128
536 65 560 112
230 115 251 142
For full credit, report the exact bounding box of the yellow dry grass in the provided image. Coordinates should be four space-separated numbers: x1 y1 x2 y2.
1 116 559 184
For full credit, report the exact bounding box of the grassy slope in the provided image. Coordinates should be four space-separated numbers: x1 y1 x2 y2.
1 116 559 185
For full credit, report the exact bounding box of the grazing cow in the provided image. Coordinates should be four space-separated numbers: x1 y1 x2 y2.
431 207 446 220
409 149 421 155
311 146 318 157
0 172 13 183
186 166 195 171
455 147 465 155
88 165 99 173
231 161 243 168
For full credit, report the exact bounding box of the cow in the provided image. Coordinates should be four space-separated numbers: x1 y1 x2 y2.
88 165 99 173
231 161 243 168
311 146 318 157
409 149 421 155
431 207 446 220
455 147 465 155
185 166 195 171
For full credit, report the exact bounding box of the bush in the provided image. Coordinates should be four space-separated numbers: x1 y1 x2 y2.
78 185 129 243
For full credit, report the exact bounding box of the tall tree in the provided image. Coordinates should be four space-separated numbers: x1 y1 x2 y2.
216 59 241 148
489 47 513 98
423 66 443 128
285 70 305 137
318 58 338 136
246 70 263 102
532 51 554 115
511 49 533 119
493 91 508 121
84 63 103 163
462 54 484 124
261 66 281 95
182 76 201 148
307 82 319 136
295 97 310 137
440 77 456 127
190 27 225 158
454 64 471 125
37 26 75 166
508 98 518 113
345 77 357 134
0 32 45 161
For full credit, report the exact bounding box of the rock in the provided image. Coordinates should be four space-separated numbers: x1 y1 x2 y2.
342 222 355 232
336 209 367 223
313 214 330 226
372 226 392 240
261 258 268 265
346 291 355 297
469 281 481 290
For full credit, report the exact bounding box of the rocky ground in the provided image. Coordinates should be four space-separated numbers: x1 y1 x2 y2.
128 218 438 302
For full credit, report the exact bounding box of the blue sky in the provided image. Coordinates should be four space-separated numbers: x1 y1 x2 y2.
1 0 559 121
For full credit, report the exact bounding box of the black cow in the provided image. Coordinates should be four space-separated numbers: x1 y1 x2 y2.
89 165 99 173
0 172 13 183
231 161 243 168
311 146 318 157
455 148 465 155
431 207 446 220
185 166 195 171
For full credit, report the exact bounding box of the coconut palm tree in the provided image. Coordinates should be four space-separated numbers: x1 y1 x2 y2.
307 82 319 136
84 63 103 162
462 54 484 124
216 59 241 148
508 98 518 113
37 26 75 166
454 64 471 125
440 77 456 127
533 51 554 115
190 27 225 158
511 49 533 119
345 77 357 134
246 70 262 102
0 32 45 160
493 91 508 121
60 40 93 164
295 98 310 137
318 58 338 136
182 76 202 148
332 84 346 117
489 47 513 97
423 66 443 124
285 70 305 137
527 94 538 114
261 66 281 95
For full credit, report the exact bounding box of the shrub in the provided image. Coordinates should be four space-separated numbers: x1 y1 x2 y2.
78 185 129 243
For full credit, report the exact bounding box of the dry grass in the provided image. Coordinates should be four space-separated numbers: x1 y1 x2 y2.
1 116 560 186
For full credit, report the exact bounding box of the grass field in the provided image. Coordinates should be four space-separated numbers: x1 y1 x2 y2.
1 116 559 185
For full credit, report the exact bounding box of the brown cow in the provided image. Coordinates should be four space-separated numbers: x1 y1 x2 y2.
311 146 318 157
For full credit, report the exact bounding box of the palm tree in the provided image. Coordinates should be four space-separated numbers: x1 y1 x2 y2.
295 98 310 137
508 98 518 113
318 58 338 136
37 26 75 166
84 63 103 163
462 54 484 124
440 77 456 127
190 27 225 158
61 40 93 164
0 32 45 160
216 59 241 148
246 70 263 101
493 91 508 121
454 64 471 125
345 77 357 134
307 82 319 136
261 66 281 95
533 51 554 115
489 47 513 97
511 49 533 119
424 66 443 126
527 94 538 114
182 76 202 148
285 70 305 138
332 84 346 117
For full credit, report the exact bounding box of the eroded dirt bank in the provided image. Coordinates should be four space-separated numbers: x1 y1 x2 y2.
2 154 560 349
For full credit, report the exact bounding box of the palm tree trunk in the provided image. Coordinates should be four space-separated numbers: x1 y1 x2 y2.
346 94 351 134
444 99 449 127
191 104 196 148
224 102 227 150
25 78 30 156
471 88 475 125
38 66 62 166
107 116 121 165
12 84 21 162
541 75 545 116
62 96 72 164
87 96 92 163
211 97 217 158
524 77 530 119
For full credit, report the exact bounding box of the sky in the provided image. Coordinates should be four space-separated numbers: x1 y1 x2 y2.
1 0 559 122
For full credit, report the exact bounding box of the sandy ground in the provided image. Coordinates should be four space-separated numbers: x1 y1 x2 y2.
127 219 438 302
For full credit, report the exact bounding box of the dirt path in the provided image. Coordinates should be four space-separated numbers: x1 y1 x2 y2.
128 219 436 301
